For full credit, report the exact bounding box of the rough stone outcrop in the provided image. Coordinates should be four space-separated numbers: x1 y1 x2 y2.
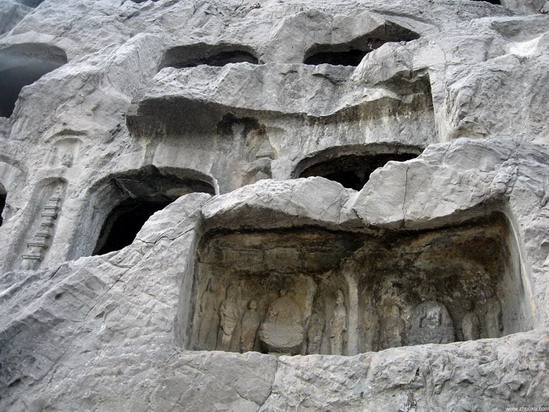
0 0 548 410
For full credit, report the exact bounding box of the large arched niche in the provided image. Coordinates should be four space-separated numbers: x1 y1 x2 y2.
158 43 260 70
0 43 68 118
74 166 216 258
179 209 534 356
292 144 423 190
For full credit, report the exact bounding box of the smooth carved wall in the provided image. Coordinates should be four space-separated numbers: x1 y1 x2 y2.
188 214 533 355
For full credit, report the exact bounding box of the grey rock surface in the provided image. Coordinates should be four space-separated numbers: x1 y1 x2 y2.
0 0 548 410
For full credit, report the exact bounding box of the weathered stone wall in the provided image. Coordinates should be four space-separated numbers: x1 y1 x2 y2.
0 0 548 410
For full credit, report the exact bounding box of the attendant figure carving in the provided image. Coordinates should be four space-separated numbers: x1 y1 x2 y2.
329 289 347 355
485 297 503 338
363 297 379 352
218 285 239 350
240 299 260 352
379 304 405 349
461 301 480 341
197 279 218 347
307 310 325 354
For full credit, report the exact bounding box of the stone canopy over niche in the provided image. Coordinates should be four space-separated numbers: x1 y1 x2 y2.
188 214 532 355
303 22 419 66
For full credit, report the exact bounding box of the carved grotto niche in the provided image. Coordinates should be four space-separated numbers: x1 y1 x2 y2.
16 0 46 7
304 22 419 66
294 145 421 190
66 165 216 260
186 214 533 355
48 137 82 168
91 166 215 255
159 43 259 70
0 43 67 118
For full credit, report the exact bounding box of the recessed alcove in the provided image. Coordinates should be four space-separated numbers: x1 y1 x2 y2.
304 22 419 66
293 146 422 190
0 44 68 118
159 44 259 70
186 213 533 355
85 166 215 256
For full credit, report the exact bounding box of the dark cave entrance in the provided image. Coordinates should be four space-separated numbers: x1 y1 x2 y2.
201 51 258 67
303 22 419 67
0 44 67 118
0 186 6 226
304 49 368 66
297 152 419 190
159 44 260 70
17 0 45 7
90 166 216 256
93 199 171 255
472 0 501 4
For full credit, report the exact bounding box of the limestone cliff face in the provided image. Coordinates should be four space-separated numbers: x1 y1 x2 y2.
0 1 548 411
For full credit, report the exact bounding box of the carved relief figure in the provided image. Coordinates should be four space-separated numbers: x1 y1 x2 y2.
485 297 503 338
60 152 74 168
461 301 480 341
259 289 305 354
197 279 218 347
379 304 405 350
240 299 260 352
329 289 347 355
307 310 325 354
363 297 379 352
218 285 240 350
408 300 455 345
49 137 81 168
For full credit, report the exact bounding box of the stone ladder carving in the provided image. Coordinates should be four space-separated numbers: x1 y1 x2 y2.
21 185 64 270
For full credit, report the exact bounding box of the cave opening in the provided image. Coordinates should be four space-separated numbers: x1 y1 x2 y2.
17 0 45 7
297 152 419 190
472 0 501 4
89 166 216 256
303 22 419 66
93 199 171 255
0 185 6 226
202 51 258 67
304 49 368 66
0 44 68 118
159 44 259 70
